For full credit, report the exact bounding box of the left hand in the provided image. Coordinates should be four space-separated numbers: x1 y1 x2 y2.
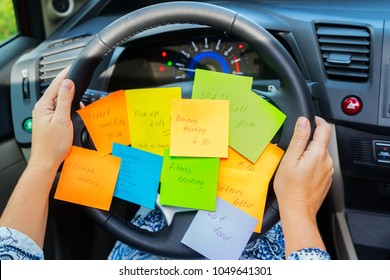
30 68 75 168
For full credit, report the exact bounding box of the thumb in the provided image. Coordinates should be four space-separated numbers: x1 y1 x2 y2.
284 116 311 160
54 79 75 120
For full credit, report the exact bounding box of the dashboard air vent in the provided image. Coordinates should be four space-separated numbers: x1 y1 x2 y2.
39 35 92 95
315 24 370 82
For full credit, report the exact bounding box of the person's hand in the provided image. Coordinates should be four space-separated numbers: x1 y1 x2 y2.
274 116 334 221
30 68 75 169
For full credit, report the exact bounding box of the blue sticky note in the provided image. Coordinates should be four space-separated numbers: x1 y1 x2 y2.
181 198 258 260
112 143 163 209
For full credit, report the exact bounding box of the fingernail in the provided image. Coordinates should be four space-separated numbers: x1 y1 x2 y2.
61 79 73 91
297 117 309 131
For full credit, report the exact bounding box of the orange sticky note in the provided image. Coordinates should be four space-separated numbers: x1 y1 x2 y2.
77 90 130 155
170 98 229 157
54 146 121 211
221 144 284 177
218 168 269 232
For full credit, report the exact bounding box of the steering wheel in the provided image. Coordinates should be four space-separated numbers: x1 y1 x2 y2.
67 1 315 259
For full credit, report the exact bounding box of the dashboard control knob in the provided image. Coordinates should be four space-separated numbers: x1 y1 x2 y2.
342 96 362 115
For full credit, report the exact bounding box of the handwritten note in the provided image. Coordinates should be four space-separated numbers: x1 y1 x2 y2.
219 145 284 232
192 68 253 100
159 149 220 211
126 87 181 156
170 98 229 158
181 198 258 260
192 69 286 162
218 168 270 232
77 90 130 155
112 143 163 209
54 146 121 210
221 144 284 176
229 89 286 162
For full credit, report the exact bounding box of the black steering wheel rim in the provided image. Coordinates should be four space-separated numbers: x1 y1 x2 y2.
67 1 315 259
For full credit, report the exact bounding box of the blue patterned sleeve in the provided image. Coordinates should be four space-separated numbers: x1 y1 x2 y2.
287 247 331 260
0 226 44 260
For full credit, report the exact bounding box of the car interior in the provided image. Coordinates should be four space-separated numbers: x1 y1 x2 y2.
1 0 390 260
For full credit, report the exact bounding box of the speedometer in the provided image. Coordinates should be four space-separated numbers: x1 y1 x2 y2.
172 36 246 80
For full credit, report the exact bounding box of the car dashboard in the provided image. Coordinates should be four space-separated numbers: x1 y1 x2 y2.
8 0 390 259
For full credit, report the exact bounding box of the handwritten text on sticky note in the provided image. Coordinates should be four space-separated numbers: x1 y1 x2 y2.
77 90 130 155
229 90 286 162
181 198 258 260
126 87 181 156
170 98 229 158
159 149 220 211
192 68 253 100
54 146 121 210
112 143 163 209
221 144 284 176
192 69 286 163
218 168 269 232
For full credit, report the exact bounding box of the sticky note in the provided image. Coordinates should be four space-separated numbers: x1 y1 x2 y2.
192 68 253 100
126 87 181 156
54 146 121 211
112 143 163 209
170 98 229 158
77 90 131 155
192 69 286 163
181 198 258 260
218 168 270 232
159 149 220 211
229 89 286 162
221 144 284 176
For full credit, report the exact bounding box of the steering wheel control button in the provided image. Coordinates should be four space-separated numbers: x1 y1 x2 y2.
23 118 33 133
342 96 362 115
374 141 390 164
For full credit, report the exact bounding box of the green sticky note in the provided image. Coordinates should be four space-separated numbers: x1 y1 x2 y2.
192 69 253 100
126 87 181 156
230 90 286 163
192 69 286 163
159 149 220 211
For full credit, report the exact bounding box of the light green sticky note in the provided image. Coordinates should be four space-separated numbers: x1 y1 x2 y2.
192 69 253 100
126 87 181 156
192 69 286 163
159 149 220 211
230 90 286 163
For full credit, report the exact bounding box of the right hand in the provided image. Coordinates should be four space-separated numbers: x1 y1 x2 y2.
274 116 334 220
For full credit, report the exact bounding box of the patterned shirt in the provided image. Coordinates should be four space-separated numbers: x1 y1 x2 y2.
0 208 330 260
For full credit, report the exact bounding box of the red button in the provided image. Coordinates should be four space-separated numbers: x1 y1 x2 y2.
342 96 362 115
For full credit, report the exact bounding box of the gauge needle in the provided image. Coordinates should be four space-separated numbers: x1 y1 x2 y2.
178 67 196 73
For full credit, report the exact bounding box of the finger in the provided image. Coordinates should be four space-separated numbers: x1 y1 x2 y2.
53 79 75 121
309 116 332 150
40 67 70 102
284 116 311 160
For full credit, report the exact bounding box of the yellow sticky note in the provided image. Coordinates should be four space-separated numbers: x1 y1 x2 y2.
218 168 269 232
221 144 284 177
126 87 181 156
77 90 130 155
54 146 121 211
170 98 229 157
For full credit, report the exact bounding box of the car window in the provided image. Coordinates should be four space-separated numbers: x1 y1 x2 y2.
0 0 17 43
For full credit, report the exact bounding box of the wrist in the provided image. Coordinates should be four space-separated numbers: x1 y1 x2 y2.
27 157 61 175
